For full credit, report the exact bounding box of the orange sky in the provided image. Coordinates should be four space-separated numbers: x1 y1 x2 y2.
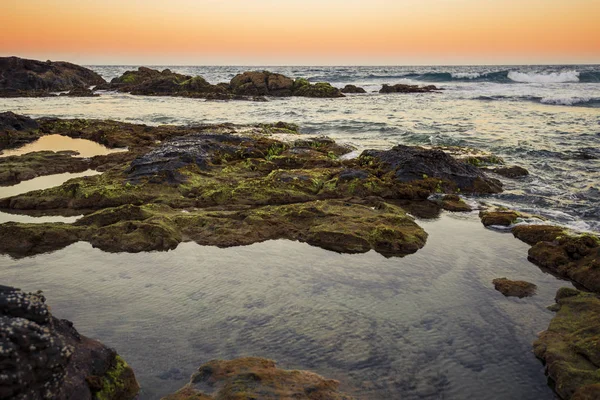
2 0 599 65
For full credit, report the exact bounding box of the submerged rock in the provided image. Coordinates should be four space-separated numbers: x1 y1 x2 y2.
161 357 354 400
487 165 529 178
379 84 440 93
492 277 537 298
360 145 503 193
0 56 105 97
533 288 600 399
341 84 366 94
0 286 139 399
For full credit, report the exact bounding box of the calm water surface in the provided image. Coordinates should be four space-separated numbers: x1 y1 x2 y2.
0 213 570 399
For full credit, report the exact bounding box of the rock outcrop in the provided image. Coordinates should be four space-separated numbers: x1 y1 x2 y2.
340 84 366 94
0 151 90 186
161 357 354 400
379 84 440 93
100 68 344 99
0 285 139 399
0 57 105 97
492 278 537 298
360 145 503 194
533 288 600 400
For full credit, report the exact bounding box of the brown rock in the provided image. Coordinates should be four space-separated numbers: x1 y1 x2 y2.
479 210 520 227
161 357 354 400
492 278 537 298
512 224 565 245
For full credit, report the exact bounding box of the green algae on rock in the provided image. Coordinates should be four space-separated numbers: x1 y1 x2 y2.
533 289 600 400
161 357 354 400
492 277 537 298
440 194 472 212
0 151 90 185
479 210 520 227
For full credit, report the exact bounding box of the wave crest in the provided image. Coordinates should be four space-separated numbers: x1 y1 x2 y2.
507 70 580 83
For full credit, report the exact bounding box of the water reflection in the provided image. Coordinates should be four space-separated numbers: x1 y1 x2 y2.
0 213 568 400
0 169 100 198
0 134 127 158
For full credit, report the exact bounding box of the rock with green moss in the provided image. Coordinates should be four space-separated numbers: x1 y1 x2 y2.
533 289 600 400
0 286 139 399
161 357 354 400
492 277 537 298
512 224 565 246
440 194 472 212
479 210 520 227
0 151 90 185
528 233 600 293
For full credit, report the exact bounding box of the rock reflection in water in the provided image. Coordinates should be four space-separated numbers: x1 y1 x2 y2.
0 213 572 399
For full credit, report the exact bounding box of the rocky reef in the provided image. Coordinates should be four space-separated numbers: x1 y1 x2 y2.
0 57 105 97
98 68 344 99
0 285 139 399
534 288 600 400
492 278 537 298
161 357 354 400
379 84 440 93
0 115 505 258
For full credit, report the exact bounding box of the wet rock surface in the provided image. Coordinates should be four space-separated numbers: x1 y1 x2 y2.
0 56 105 97
479 210 520 227
487 165 529 178
0 115 508 258
534 288 600 400
0 286 139 399
379 84 440 93
440 194 472 212
0 151 90 185
161 357 354 400
492 278 537 298
360 145 503 193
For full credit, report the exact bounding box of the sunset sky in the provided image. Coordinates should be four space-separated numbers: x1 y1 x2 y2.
2 0 599 65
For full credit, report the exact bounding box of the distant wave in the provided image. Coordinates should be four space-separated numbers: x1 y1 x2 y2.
306 69 600 84
473 95 600 107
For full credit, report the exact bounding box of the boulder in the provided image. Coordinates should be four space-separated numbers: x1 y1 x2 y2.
0 286 139 399
0 111 39 132
488 165 529 178
360 145 503 193
161 357 354 400
0 56 105 97
230 71 295 96
341 84 366 94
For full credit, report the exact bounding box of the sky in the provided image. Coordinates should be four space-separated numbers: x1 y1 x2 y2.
2 0 599 65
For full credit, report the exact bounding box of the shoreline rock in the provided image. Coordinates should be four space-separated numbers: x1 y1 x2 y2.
341 84 366 94
0 56 105 97
161 357 354 400
533 288 600 399
0 285 139 399
492 277 537 298
379 83 441 93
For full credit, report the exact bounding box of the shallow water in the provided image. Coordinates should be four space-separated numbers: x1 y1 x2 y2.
0 134 127 158
1 65 598 231
0 212 571 399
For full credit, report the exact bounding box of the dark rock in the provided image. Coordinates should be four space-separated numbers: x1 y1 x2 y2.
0 56 105 97
488 165 529 178
534 289 600 400
292 78 344 98
338 169 370 182
230 71 295 96
0 286 139 399
379 84 440 93
161 357 354 400
126 134 265 183
341 84 366 94
492 277 537 298
360 145 503 193
0 111 39 132
59 87 98 97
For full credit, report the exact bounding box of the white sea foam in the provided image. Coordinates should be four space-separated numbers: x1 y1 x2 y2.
508 70 580 83
540 96 592 106
451 72 481 79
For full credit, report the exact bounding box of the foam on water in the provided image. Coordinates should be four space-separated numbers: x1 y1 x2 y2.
507 70 580 83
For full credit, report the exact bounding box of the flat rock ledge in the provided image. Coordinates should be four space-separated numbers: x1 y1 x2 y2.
0 285 139 400
161 357 354 400
534 288 600 400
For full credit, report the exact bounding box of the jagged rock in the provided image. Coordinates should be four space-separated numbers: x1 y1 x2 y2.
379 84 440 93
533 289 600 399
161 357 354 400
0 57 105 97
492 278 537 298
360 145 503 193
341 84 366 94
0 286 139 399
